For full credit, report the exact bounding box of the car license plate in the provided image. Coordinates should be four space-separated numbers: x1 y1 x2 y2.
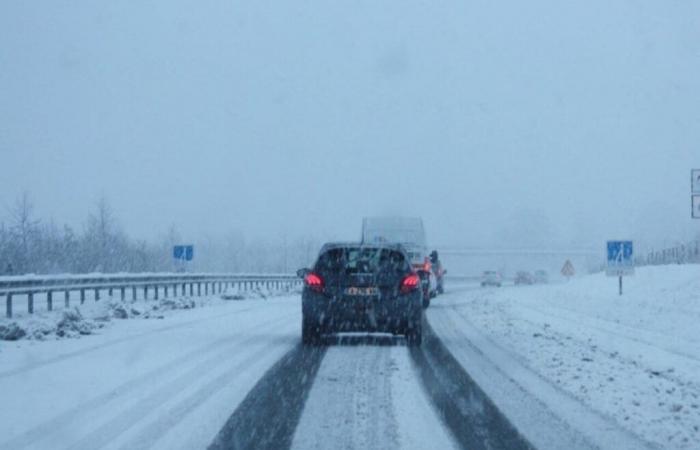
344 286 379 296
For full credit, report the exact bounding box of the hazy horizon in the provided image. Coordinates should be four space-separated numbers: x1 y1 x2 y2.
2 1 699 250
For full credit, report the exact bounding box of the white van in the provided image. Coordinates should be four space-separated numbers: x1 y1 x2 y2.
361 217 427 265
361 217 436 306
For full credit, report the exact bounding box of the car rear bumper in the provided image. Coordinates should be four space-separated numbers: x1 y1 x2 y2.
302 290 422 333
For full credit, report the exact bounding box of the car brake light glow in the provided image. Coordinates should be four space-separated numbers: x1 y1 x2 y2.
400 273 420 293
304 272 324 292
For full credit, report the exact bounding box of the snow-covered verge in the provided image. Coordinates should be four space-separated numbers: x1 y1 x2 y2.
434 266 700 449
0 286 300 342
0 295 301 450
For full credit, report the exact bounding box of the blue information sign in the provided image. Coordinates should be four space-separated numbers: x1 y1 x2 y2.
173 245 194 261
606 241 634 276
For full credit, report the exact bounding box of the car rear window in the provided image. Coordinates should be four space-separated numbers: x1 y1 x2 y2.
315 247 409 274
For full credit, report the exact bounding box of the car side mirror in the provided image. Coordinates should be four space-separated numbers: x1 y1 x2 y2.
296 268 311 278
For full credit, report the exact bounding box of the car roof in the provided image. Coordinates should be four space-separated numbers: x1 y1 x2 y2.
318 242 409 253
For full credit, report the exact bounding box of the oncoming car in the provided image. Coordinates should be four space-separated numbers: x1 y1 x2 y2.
298 243 424 346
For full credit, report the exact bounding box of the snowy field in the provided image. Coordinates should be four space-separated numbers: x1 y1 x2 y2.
431 266 700 450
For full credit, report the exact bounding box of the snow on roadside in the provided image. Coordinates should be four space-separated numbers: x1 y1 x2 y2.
443 265 700 449
0 285 300 342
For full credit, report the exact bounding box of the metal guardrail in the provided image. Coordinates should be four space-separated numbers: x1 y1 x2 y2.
0 273 301 318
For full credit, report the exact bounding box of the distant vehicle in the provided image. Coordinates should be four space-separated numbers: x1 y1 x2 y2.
481 271 502 287
514 271 534 285
430 250 446 294
298 243 423 346
361 217 437 307
534 270 549 284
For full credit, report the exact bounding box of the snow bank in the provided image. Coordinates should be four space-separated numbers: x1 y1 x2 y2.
0 286 300 342
443 264 700 449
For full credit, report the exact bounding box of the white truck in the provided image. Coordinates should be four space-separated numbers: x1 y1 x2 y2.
361 217 437 307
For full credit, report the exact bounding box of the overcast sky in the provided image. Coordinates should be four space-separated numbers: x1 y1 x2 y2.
1 1 698 249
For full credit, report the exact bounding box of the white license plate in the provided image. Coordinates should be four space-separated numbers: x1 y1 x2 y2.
344 287 379 296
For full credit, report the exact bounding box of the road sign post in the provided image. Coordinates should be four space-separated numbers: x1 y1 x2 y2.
606 241 634 295
692 170 700 219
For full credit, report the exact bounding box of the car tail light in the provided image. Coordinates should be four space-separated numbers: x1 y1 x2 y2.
400 273 420 294
304 272 324 292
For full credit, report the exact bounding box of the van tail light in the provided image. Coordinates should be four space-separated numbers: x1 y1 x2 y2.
304 272 324 292
400 273 420 294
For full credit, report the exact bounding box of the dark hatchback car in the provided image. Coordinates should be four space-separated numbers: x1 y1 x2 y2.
298 243 424 346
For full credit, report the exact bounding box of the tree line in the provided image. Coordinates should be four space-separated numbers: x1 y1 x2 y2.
0 193 320 276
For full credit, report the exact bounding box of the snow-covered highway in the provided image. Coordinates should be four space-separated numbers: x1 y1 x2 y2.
2 265 698 450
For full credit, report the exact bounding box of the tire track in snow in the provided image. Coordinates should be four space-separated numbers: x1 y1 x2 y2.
2 311 295 449
428 303 656 450
65 337 281 450
115 338 297 450
0 303 269 379
1 311 295 450
208 344 326 450
410 319 534 450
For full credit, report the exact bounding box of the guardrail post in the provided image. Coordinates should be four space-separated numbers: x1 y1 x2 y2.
182 283 186 296
132 286 137 301
189 283 194 296
164 285 169 298
6 294 12 318
108 287 113 297
197 283 201 296
28 292 34 314
80 289 85 304
144 286 148 300
95 288 100 301
65 290 70 308
47 291 53 311
205 283 209 295
121 287 125 301
154 285 159 300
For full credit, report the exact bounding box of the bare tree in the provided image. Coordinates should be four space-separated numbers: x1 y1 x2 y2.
8 191 40 273
83 196 124 272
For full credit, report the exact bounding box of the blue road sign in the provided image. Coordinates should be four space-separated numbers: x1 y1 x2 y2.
606 241 634 276
173 245 194 261
692 169 700 194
